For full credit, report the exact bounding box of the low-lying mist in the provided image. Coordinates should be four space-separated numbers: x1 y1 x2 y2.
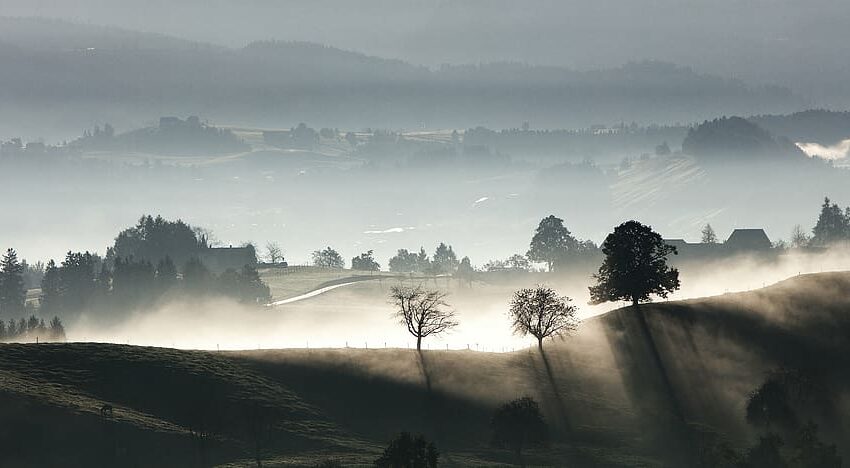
67 248 850 352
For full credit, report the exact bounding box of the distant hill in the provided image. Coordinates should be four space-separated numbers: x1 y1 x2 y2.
0 17 214 51
0 17 805 138
72 116 249 156
682 116 808 162
750 109 850 145
1 272 848 466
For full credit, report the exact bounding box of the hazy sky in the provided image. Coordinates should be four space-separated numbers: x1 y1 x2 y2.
3 0 849 95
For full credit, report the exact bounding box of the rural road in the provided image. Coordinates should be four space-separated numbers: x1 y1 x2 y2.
266 275 390 307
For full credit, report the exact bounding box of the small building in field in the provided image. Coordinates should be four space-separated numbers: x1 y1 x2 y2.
725 229 772 251
664 228 773 263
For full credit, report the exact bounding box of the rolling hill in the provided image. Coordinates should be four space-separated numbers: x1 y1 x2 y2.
1 272 848 466
0 17 805 139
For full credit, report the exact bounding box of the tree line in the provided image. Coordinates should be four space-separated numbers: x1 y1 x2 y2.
2 215 271 330
305 216 598 277
0 315 65 343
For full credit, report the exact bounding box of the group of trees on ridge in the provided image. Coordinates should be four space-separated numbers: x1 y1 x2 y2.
0 248 65 342
1 216 271 335
308 195 850 281
388 219 678 351
75 116 249 156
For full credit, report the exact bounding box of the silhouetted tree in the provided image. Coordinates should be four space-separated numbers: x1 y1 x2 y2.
747 378 799 434
312 247 345 268
113 215 204 267
59 251 98 315
701 224 718 244
811 197 850 246
509 286 579 351
745 369 822 437
589 221 680 307
39 260 61 314
351 250 380 271
431 243 459 275
264 242 283 264
389 285 457 350
0 248 26 316
374 432 438 468
527 215 578 272
491 397 548 465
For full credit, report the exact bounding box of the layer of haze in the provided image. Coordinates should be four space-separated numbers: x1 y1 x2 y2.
71 249 850 352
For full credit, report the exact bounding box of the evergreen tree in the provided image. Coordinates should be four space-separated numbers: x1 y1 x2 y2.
416 247 431 273
701 223 718 244
0 248 26 316
432 243 459 274
811 197 850 246
59 251 97 315
40 260 62 314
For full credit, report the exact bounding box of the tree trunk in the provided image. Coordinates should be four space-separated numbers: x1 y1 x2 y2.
537 336 544 352
632 297 639 308
416 335 422 351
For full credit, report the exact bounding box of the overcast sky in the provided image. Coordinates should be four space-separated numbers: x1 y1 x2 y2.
2 0 849 103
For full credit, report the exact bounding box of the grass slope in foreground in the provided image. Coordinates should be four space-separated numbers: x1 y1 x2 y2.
1 272 848 467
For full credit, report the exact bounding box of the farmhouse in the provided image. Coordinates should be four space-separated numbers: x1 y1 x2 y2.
665 228 773 261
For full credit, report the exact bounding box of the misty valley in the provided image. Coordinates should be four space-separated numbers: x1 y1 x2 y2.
1 8 850 468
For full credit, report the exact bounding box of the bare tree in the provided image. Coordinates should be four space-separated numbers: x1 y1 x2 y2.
389 285 458 350
790 224 810 249
264 242 283 264
509 286 579 351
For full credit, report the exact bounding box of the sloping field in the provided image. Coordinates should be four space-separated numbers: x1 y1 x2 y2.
1 273 848 466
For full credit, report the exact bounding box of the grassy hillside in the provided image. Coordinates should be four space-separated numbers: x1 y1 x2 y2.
1 272 848 466
260 267 404 302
